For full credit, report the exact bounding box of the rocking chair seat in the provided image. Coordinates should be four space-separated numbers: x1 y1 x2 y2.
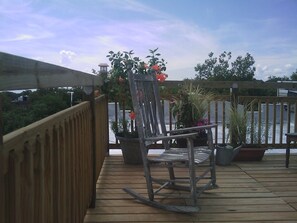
149 146 211 163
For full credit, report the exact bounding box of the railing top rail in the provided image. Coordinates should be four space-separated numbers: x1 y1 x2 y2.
0 52 102 91
163 80 297 90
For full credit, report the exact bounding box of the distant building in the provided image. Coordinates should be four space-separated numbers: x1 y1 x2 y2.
277 81 297 97
98 63 109 75
12 95 28 102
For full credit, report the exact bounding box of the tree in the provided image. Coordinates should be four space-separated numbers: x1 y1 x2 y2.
231 53 255 81
194 51 256 81
290 69 297 80
266 75 290 82
1 88 84 135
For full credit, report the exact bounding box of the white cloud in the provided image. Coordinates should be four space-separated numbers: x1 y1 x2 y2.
59 50 76 66
12 34 34 41
273 68 282 73
285 64 292 68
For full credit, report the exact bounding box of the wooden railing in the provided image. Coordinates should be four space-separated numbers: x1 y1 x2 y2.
238 96 297 146
0 95 108 223
108 86 297 150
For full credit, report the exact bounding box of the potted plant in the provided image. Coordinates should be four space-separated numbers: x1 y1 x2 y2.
233 121 267 162
95 48 167 164
171 84 214 147
111 111 145 164
99 48 167 108
215 105 246 165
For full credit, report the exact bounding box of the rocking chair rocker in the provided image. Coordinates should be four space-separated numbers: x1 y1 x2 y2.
124 70 217 213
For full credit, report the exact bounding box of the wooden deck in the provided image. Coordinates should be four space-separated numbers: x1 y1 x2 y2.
84 154 297 223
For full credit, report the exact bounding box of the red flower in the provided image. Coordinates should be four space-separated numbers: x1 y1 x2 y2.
151 64 160 71
129 111 136 120
156 73 167 82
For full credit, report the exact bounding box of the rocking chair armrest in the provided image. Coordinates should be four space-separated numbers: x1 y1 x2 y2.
144 132 199 143
167 124 217 135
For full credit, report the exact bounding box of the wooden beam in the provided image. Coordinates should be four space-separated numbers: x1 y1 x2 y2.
0 52 102 91
163 80 297 90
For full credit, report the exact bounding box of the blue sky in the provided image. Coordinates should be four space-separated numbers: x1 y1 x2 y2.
1 0 297 80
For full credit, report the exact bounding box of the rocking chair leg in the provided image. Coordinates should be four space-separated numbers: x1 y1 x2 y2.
210 154 217 187
143 160 154 201
123 187 200 213
167 162 175 184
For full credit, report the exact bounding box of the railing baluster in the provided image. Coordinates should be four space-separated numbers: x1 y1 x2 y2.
222 101 226 144
265 99 269 145
64 119 71 222
22 142 34 223
59 124 66 223
44 130 54 223
272 101 276 145
34 136 45 223
287 102 291 133
294 101 297 132
280 100 284 144
257 100 262 145
214 101 218 145
52 126 60 222
9 150 23 222
250 99 255 144
0 151 8 223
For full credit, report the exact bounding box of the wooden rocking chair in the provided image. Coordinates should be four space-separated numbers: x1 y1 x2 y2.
124 70 217 213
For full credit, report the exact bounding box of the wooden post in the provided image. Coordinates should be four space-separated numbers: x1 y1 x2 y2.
230 83 239 146
104 96 110 157
85 86 97 208
230 83 239 110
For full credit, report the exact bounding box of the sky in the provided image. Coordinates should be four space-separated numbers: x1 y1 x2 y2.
0 0 297 81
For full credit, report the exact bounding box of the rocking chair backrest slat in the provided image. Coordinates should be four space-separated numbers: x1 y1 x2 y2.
128 71 167 147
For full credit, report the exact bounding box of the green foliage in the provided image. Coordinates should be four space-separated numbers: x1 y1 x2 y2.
111 118 138 138
290 69 297 80
1 88 84 135
1 92 15 112
145 48 167 71
3 107 33 134
172 84 214 128
95 48 167 108
194 51 256 82
267 75 290 82
94 48 168 138
228 105 248 147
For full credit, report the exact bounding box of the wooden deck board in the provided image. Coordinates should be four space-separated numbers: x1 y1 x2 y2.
84 154 297 223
